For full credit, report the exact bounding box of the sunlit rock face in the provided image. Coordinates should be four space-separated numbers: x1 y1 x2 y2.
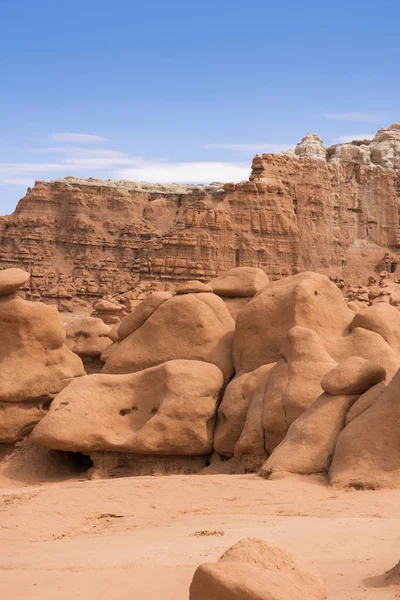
1 122 400 308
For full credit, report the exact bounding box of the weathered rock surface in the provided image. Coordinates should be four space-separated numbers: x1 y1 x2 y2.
2 123 400 306
0 268 84 443
329 368 400 489
189 537 327 600
217 271 400 464
64 316 112 374
260 392 358 479
30 360 224 455
103 292 235 381
0 274 84 405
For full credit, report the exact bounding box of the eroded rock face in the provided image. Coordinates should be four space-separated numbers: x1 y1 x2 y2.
2 123 400 308
189 537 327 600
30 360 224 456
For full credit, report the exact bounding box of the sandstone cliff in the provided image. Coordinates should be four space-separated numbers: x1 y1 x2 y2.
1 123 400 304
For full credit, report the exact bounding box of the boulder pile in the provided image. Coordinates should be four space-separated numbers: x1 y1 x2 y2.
1 266 400 487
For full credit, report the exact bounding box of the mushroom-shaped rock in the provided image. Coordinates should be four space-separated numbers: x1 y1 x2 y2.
103 293 235 381
64 316 112 374
0 268 30 296
92 298 124 324
175 280 213 294
30 360 224 455
321 357 386 396
189 537 327 600
0 295 84 404
209 267 269 298
329 368 400 489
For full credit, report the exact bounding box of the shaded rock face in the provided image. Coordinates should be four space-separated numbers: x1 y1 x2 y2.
2 123 400 308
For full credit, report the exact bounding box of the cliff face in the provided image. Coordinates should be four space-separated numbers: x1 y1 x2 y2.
1 124 400 305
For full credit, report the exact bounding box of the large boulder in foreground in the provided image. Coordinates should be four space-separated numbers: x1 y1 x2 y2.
30 360 224 455
329 368 400 489
189 537 327 600
103 292 235 381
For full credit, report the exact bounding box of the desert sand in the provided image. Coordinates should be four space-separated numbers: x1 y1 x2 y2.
1 473 399 599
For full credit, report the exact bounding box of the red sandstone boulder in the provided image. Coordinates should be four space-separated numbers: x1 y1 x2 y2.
103 292 235 381
30 360 223 456
189 537 327 600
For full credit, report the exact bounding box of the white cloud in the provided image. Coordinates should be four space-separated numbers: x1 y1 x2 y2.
206 143 292 152
30 146 125 157
1 178 35 186
63 156 139 169
334 133 375 143
0 155 251 187
114 161 250 183
322 112 383 122
48 133 108 143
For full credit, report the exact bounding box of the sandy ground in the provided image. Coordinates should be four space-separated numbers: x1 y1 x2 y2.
1 473 400 599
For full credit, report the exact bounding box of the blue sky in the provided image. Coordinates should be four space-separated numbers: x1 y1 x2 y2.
1 0 399 214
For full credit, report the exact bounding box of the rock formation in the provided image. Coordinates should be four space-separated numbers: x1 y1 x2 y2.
0 262 398 488
0 268 84 443
30 360 223 456
63 315 112 374
189 537 327 600
2 123 400 307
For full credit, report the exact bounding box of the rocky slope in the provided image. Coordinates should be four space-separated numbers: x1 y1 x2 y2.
1 123 400 304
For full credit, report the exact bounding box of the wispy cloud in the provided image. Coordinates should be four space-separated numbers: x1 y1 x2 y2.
48 133 108 143
29 146 125 157
0 144 251 186
115 161 250 183
206 142 292 152
322 112 383 122
334 133 375 143
1 178 35 186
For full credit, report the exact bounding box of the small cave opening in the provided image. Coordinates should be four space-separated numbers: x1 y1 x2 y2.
49 450 94 473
